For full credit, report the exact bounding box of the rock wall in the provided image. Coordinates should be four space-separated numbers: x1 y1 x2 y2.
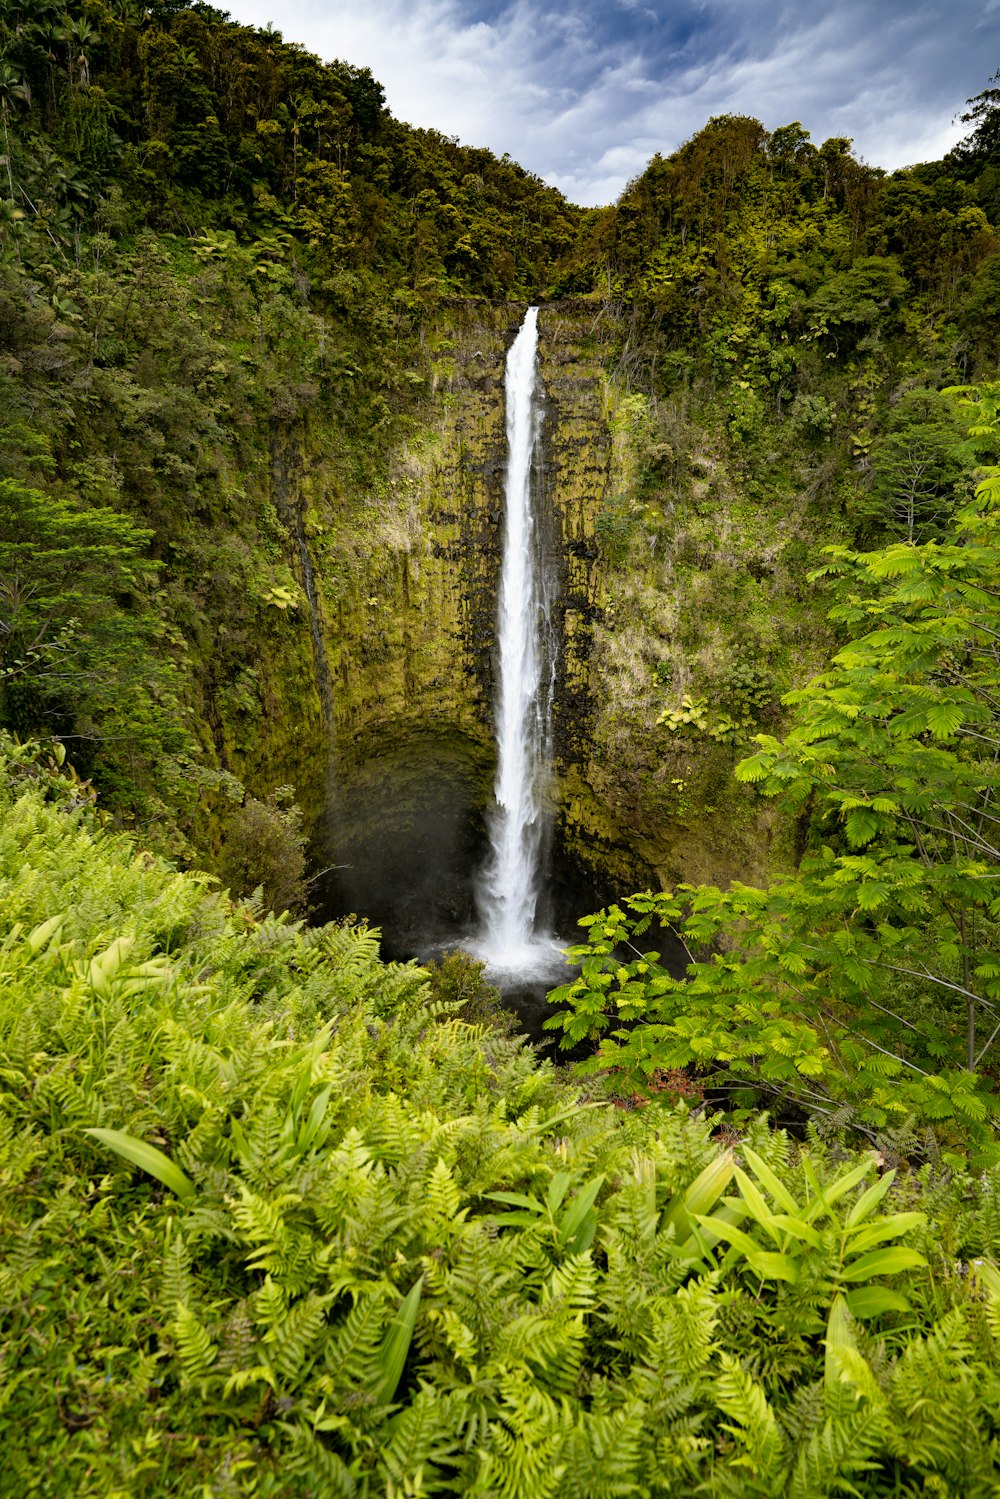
305 299 635 941
219 295 795 942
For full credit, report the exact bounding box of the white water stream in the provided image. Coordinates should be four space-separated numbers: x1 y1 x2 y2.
475 307 564 978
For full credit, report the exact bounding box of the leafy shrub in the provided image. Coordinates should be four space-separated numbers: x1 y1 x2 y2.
594 499 638 565
218 789 308 916
788 391 834 442
422 947 518 1034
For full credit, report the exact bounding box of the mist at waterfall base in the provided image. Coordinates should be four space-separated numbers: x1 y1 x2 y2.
313 761 603 1043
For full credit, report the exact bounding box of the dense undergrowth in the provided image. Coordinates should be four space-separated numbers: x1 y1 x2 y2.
3 740 1000 1496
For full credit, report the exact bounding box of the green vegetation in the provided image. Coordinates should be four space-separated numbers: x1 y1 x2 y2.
549 387 1000 1156
561 100 1000 890
5 1 1000 1488
0 0 576 877
2 0 1000 899
5 740 1000 1495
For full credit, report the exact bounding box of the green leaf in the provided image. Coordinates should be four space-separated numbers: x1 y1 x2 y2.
767 1212 822 1249
742 1148 799 1214
924 701 966 738
662 1152 735 1241
675 1200 747 1262
371 1277 423 1406
806 1156 875 1219
840 1246 927 1282
733 1167 780 1242
483 1191 543 1214
546 1171 572 1216
847 1212 926 1254
825 1294 855 1390
747 1250 800 1282
692 1215 799 1281
972 1259 1000 1297
25 912 65 954
845 1168 896 1226
844 1285 911 1319
559 1174 605 1253
84 1128 195 1200
844 808 879 847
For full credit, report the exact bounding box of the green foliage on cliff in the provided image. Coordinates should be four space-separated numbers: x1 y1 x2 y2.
6 739 1000 1496
0 0 580 871
0 0 574 296
549 386 1000 1158
2 0 999 903
5 13 1000 1488
560 89 1000 890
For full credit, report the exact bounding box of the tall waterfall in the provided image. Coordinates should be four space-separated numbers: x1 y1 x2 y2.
475 306 561 973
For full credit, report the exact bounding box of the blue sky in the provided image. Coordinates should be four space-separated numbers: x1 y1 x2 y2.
219 0 1000 204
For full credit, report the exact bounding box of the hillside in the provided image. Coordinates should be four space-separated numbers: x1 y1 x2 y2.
2 3 998 901
5 7 1000 1488
4 739 1000 1496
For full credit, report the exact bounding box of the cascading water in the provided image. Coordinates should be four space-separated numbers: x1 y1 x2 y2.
474 307 563 978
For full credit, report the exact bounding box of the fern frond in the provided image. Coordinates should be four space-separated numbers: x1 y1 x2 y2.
545 1253 597 1316
162 1230 193 1313
172 1302 218 1383
264 1291 332 1382
376 1386 464 1490
324 1291 388 1389
788 1404 884 1499
283 1422 358 1498
557 1406 647 1499
713 1352 784 1482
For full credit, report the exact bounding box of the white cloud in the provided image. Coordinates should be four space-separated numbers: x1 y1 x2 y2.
219 0 998 203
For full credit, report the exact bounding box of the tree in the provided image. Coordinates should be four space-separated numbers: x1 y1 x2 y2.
0 479 154 711
853 389 970 543
0 479 199 838
218 789 308 916
949 70 1000 179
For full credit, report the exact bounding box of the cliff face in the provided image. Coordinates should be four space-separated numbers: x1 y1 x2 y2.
0 229 827 929
303 299 620 943
249 297 793 948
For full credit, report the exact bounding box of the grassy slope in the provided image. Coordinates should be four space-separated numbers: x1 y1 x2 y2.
3 742 1000 1495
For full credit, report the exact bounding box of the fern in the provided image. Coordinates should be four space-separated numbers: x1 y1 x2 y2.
788 1404 884 1499
5 749 1000 1495
283 1422 358 1498
883 1311 992 1485
426 1156 466 1224
264 1290 332 1382
472 1371 572 1499
253 1273 288 1331
162 1230 193 1313
323 1291 389 1390
172 1302 219 1383
553 1407 644 1498
376 1387 464 1490
713 1352 785 1483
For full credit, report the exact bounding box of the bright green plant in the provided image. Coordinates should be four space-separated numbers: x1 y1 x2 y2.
5 740 1000 1494
694 1149 926 1324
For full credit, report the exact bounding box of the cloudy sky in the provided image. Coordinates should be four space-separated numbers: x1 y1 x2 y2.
219 0 1000 205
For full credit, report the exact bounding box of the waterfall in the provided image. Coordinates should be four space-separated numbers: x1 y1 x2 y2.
475 306 561 974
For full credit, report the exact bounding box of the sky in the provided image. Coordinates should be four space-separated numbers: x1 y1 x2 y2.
218 0 1000 206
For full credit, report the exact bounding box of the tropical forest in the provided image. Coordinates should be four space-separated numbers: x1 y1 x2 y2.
6 0 1000 1492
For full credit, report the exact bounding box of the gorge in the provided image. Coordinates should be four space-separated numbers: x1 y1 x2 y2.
6 5 1000 1490
0 0 998 1170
